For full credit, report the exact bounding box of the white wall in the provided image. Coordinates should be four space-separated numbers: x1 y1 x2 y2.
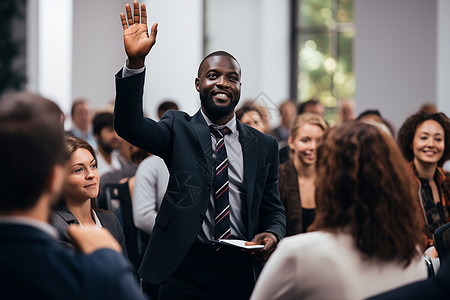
36 0 73 114
205 0 291 126
71 0 125 111
354 0 437 130
71 0 203 119
140 0 203 118
436 0 450 116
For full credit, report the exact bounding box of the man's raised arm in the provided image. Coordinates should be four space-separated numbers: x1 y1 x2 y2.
120 0 158 69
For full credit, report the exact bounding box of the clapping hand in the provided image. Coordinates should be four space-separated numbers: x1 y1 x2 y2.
120 1 158 69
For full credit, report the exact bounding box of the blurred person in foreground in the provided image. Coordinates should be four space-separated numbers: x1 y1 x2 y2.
251 122 427 300
0 92 144 299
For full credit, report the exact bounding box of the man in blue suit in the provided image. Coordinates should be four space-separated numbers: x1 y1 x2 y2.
114 2 286 299
0 93 145 299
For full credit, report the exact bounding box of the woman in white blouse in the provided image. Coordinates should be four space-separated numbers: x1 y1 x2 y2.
251 122 427 300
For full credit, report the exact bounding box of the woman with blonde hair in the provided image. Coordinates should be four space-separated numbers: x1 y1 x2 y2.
251 122 427 300
278 113 327 236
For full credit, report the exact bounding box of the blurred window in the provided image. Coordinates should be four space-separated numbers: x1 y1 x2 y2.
293 0 355 125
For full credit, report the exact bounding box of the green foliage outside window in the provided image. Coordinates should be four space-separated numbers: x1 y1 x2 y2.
295 0 355 125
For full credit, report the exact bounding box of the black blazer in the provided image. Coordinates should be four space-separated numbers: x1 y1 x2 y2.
0 223 144 299
51 205 127 256
114 70 286 285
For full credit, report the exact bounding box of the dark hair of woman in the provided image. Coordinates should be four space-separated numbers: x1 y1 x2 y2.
397 111 450 166
310 122 424 266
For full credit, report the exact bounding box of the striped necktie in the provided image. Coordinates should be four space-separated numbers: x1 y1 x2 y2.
210 126 232 240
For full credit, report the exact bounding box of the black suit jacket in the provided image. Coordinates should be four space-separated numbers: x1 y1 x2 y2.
114 70 286 284
51 205 128 256
0 223 144 299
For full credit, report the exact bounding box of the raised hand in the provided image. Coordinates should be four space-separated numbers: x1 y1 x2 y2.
68 224 122 255
120 1 158 69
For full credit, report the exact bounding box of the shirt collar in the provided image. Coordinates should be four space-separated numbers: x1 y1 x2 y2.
0 216 59 238
200 109 237 133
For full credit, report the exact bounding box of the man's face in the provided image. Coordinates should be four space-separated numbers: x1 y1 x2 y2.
195 55 241 119
304 103 325 118
96 126 120 154
72 102 92 131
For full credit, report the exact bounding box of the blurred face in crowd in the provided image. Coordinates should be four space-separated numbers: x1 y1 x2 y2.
289 123 325 166
97 126 120 153
240 110 265 133
303 103 325 118
412 120 445 166
279 101 297 128
72 102 92 132
63 148 99 203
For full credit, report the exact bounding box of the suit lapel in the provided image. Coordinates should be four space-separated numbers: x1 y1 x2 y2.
190 110 215 179
237 121 258 210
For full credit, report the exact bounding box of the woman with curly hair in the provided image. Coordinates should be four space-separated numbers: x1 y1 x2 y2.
278 113 327 236
251 122 427 300
397 111 450 249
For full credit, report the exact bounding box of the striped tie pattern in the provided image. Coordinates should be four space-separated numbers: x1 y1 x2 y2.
210 126 232 240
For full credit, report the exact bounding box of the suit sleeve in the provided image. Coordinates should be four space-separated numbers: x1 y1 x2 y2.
258 137 286 240
114 69 173 159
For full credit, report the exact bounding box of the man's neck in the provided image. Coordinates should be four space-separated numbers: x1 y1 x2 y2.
1 197 50 223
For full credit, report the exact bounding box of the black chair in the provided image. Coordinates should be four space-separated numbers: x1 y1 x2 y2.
434 222 450 263
97 182 149 271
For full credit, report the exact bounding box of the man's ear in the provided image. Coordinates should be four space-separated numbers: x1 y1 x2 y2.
195 78 200 92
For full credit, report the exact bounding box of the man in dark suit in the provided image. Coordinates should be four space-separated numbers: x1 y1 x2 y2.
114 2 286 299
0 92 145 299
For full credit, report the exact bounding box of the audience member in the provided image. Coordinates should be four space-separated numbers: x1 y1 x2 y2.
397 111 450 249
157 100 179 119
98 139 141 193
236 104 266 133
93 112 122 176
69 98 97 148
279 113 327 236
51 135 127 254
297 97 325 118
270 100 297 142
419 103 437 114
0 92 144 299
338 99 355 123
251 122 427 300
356 109 396 137
115 2 286 299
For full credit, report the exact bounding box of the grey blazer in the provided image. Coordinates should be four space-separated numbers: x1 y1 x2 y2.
51 205 128 256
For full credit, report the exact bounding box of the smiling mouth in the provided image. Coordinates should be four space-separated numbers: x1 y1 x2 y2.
84 183 97 188
212 91 231 102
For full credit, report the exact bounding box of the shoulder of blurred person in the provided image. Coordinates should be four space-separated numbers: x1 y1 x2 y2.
0 92 144 299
